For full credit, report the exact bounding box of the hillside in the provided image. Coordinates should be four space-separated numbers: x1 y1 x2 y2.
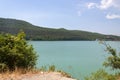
0 18 120 41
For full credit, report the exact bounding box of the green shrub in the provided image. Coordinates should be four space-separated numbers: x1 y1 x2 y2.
0 31 37 71
84 69 116 80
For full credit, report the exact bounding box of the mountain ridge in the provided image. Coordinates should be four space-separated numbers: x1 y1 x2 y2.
0 18 120 41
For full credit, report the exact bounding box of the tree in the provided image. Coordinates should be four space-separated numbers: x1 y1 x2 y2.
102 42 120 70
0 31 37 71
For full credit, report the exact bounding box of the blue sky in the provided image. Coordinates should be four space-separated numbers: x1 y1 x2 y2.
0 0 120 35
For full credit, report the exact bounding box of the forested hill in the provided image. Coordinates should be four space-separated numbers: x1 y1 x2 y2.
0 18 120 41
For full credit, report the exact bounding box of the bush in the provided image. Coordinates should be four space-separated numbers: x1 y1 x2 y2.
84 69 116 80
0 31 37 71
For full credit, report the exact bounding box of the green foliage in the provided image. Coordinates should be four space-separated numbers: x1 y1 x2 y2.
84 69 116 80
102 42 120 70
0 18 120 41
0 31 37 71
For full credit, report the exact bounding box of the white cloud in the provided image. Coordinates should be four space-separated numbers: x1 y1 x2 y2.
99 0 120 9
85 0 120 19
106 14 120 19
86 0 120 9
86 3 97 9
99 0 113 9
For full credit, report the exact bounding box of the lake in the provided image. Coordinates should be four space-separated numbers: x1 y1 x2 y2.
30 41 120 80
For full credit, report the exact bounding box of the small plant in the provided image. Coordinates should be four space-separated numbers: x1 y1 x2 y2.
39 66 47 71
48 65 56 72
57 70 72 78
84 69 116 80
39 65 56 72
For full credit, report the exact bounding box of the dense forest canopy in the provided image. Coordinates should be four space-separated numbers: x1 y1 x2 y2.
0 18 120 41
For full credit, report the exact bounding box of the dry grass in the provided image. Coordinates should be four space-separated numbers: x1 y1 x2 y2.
0 68 40 80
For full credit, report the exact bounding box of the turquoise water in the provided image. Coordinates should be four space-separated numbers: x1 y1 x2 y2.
30 41 120 80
